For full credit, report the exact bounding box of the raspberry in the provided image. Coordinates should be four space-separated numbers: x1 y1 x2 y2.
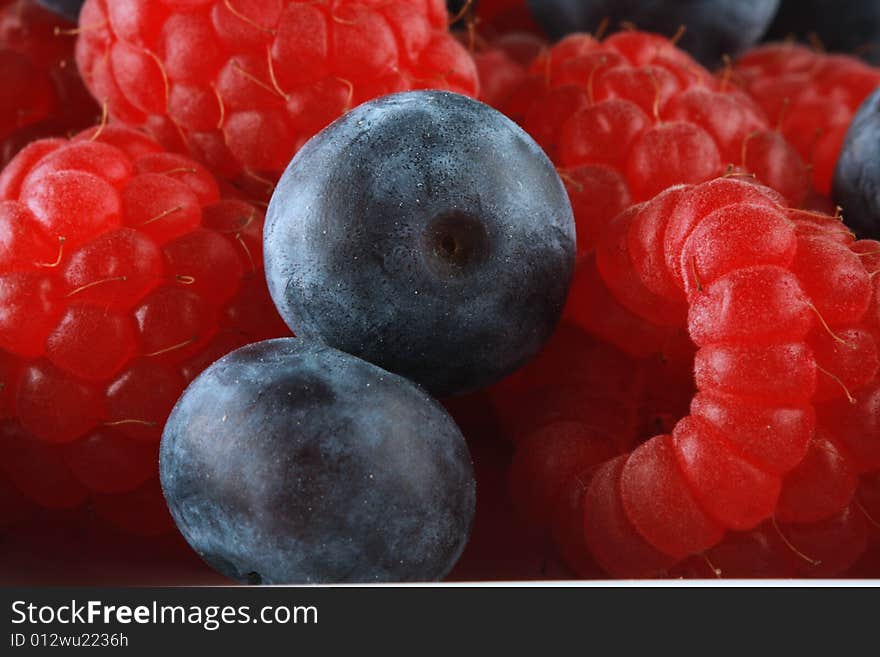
0 126 289 535
465 30 545 109
74 0 479 197
491 322 642 446
509 177 879 577
0 0 98 166
473 0 543 38
498 319 699 574
733 43 880 196
501 31 809 253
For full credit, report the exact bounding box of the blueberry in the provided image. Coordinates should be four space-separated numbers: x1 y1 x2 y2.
264 91 575 397
159 338 475 584
526 0 780 68
766 0 880 64
36 0 84 22
833 88 880 240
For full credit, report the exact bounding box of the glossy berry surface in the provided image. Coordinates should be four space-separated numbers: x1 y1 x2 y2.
733 43 880 196
0 0 98 166
0 126 288 533
833 88 880 239
265 91 575 397
503 30 807 252
74 0 479 197
160 338 475 584
526 0 780 67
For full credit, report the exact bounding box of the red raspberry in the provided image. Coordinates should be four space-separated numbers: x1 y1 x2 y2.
73 0 478 197
525 177 879 578
0 0 99 166
733 43 880 196
0 125 289 535
473 0 542 38
464 30 545 109
497 318 700 576
501 31 809 253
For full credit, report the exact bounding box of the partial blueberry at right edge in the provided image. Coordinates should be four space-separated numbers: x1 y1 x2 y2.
264 91 576 398
526 0 780 68
833 87 880 240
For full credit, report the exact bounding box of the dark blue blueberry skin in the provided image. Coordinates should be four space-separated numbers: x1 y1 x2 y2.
36 0 84 22
264 91 575 398
159 338 475 584
526 0 780 68
766 0 880 64
833 87 880 240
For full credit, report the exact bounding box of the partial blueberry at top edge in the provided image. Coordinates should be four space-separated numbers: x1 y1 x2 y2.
833 87 880 240
36 0 84 23
526 0 781 69
263 90 576 398
159 337 476 585
766 0 880 64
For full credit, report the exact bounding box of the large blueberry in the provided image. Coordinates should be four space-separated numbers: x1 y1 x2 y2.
526 0 780 68
36 0 83 22
766 0 880 64
264 91 575 397
159 338 475 584
833 87 880 240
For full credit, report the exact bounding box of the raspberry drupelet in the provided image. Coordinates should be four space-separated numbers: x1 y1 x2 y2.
733 42 880 197
73 0 479 198
0 125 289 535
501 30 809 254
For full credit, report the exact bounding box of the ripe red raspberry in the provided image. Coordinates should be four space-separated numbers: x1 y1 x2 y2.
518 177 879 578
0 125 289 535
73 0 479 197
501 31 809 253
493 318 698 576
464 30 545 109
0 0 98 166
733 43 880 196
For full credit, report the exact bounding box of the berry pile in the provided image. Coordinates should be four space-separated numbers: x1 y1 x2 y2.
506 177 880 577
732 43 880 196
502 30 808 252
74 0 478 197
4 0 880 582
0 125 288 535
0 0 98 166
